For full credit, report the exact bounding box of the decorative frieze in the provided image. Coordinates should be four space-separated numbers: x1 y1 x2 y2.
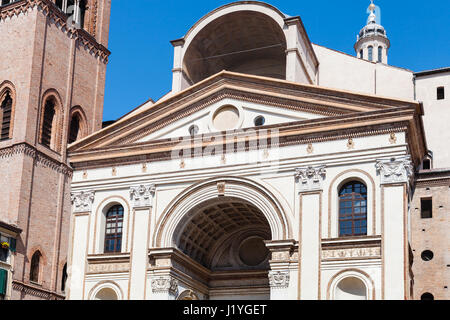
295 165 327 192
130 184 156 208
151 276 178 295
87 262 130 274
268 270 290 288
322 247 381 260
71 191 95 213
375 156 414 185
0 143 72 176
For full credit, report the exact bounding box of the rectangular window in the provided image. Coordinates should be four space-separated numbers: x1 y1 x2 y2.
422 159 431 170
421 198 432 219
437 87 445 100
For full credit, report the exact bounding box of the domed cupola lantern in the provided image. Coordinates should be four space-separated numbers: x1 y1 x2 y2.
354 1 390 64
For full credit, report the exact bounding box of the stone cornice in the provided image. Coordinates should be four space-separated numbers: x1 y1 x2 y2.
12 280 65 300
415 169 450 187
69 107 424 170
0 0 110 63
0 220 22 235
0 142 73 177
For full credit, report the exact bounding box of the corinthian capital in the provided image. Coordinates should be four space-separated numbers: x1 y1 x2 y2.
295 165 327 192
375 156 414 185
130 184 156 208
71 190 95 213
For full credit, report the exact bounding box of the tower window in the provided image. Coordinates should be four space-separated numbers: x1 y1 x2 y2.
368 46 373 62
378 46 382 63
421 250 434 261
40 98 56 148
421 293 434 300
421 198 432 219
360 49 363 59
68 114 81 144
339 181 368 237
422 159 431 170
30 251 42 283
437 87 445 100
0 90 13 141
104 205 124 253
61 263 68 292
54 0 86 29
0 0 15 7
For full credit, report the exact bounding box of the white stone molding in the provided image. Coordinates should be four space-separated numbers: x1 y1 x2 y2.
71 190 95 213
375 156 414 185
295 165 327 192
130 184 156 208
151 276 178 295
322 247 381 260
268 270 290 289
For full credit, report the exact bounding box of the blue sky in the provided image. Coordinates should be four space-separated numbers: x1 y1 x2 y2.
103 0 449 121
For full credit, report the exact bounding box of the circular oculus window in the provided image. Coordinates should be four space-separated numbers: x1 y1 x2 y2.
238 237 269 267
212 105 240 131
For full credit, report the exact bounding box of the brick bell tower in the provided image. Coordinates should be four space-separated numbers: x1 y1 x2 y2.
0 0 110 300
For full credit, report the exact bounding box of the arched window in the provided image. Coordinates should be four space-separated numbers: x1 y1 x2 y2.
68 113 81 144
30 251 42 283
359 49 363 59
377 46 383 63
421 292 434 300
0 90 13 140
339 181 367 237
61 263 68 292
104 205 124 253
335 277 367 300
94 287 118 300
40 97 57 148
368 46 373 61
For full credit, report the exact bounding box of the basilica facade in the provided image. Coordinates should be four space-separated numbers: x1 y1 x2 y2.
66 1 448 300
0 1 448 301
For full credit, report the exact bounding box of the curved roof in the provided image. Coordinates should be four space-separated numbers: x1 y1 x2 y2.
182 1 288 40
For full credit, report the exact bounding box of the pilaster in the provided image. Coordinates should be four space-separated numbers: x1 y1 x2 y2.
67 190 95 300
376 157 413 300
128 184 155 300
265 240 297 300
296 166 325 300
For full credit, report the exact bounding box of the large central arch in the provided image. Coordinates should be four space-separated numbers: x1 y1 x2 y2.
154 176 292 249
153 176 292 300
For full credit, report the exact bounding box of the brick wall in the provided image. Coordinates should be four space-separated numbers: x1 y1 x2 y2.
0 0 110 300
411 178 450 300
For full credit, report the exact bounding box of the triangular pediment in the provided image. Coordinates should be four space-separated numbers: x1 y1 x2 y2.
69 71 418 153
